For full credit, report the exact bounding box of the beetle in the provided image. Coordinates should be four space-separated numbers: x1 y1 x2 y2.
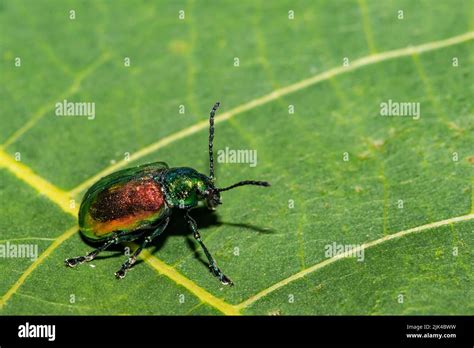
65 102 270 285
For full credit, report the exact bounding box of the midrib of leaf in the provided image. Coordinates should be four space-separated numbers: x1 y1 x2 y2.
1 31 473 315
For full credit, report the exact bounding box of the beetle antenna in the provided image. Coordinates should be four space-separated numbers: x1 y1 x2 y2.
209 101 220 180
218 180 270 192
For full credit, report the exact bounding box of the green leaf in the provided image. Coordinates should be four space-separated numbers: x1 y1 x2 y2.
0 0 472 315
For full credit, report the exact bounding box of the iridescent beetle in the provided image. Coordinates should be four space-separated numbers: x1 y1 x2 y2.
65 102 270 285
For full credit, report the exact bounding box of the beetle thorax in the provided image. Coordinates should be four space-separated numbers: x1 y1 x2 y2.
162 167 211 209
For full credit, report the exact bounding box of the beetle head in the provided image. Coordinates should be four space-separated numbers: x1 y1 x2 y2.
204 187 222 210
185 101 271 211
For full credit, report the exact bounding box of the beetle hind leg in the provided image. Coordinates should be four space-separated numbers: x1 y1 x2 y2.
65 237 118 268
65 230 141 268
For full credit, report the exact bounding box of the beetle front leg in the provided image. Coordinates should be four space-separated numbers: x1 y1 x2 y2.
185 211 233 285
115 217 170 279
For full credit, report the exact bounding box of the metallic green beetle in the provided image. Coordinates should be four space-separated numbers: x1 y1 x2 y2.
65 102 270 285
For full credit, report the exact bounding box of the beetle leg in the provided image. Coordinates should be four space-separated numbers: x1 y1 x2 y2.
115 217 170 279
185 211 233 286
65 230 145 267
65 236 119 267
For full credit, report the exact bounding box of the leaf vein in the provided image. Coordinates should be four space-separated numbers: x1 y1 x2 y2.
235 213 474 310
69 31 474 196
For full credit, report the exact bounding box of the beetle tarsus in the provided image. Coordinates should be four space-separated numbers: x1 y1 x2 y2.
115 269 127 279
114 260 133 280
220 274 234 286
209 265 233 286
64 257 84 267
